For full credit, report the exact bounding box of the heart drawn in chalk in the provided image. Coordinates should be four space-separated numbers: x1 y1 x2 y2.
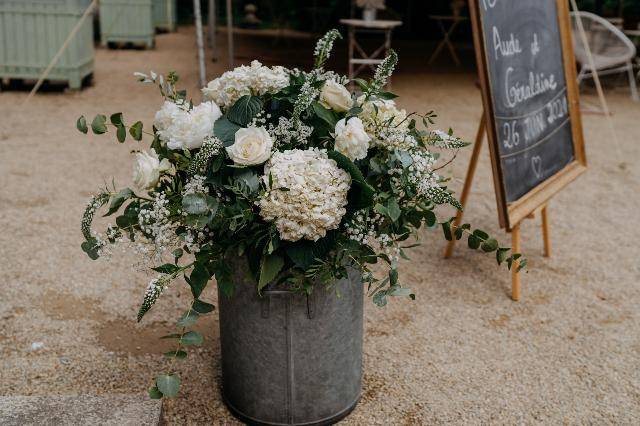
531 156 543 179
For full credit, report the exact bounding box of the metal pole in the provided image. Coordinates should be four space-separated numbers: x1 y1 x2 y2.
226 0 234 68
208 0 217 59
194 0 207 88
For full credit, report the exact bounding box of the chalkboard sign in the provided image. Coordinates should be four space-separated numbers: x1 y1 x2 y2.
469 0 587 229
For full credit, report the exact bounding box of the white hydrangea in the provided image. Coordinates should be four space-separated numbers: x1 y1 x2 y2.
154 100 222 150
202 60 290 108
258 148 351 242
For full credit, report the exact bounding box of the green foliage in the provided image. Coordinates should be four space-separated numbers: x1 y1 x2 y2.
156 374 180 398
214 117 241 146
130 121 143 141
227 95 263 126
259 254 285 291
181 331 203 345
76 116 88 134
91 114 107 134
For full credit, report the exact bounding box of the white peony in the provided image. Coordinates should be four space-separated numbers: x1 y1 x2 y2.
358 95 408 132
333 117 371 161
258 148 351 241
202 60 289 108
132 149 172 190
319 80 353 112
226 126 274 166
154 100 222 150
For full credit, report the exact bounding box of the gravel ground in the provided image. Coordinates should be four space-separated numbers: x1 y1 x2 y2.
1 27 640 425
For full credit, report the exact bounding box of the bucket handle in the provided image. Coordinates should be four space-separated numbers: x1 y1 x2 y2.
260 289 316 320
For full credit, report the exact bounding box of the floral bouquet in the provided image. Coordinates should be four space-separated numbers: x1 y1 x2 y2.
78 30 523 399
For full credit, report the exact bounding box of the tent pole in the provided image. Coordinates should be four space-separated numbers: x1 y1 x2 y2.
194 0 207 88
226 0 234 68
208 0 217 59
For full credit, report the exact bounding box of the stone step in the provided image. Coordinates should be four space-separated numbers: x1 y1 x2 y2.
0 394 163 426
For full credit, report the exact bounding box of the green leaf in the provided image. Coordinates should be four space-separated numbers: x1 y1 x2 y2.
496 248 510 265
327 150 375 209
227 95 263 126
76 116 88 134
377 91 398 100
481 237 499 253
188 263 210 299
129 121 143 141
423 210 437 228
116 125 126 143
163 350 187 359
104 188 133 216
312 102 338 127
214 117 241 146
193 299 215 314
386 198 401 222
156 374 180 398
160 333 182 340
152 263 180 274
91 114 107 134
176 310 199 327
388 286 413 297
473 229 489 240
110 112 124 126
181 331 204 345
441 221 453 241
148 386 163 399
468 234 481 250
182 193 209 215
258 254 285 291
81 239 100 260
372 291 388 307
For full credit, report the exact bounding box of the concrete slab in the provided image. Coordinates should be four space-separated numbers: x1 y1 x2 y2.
0 394 163 426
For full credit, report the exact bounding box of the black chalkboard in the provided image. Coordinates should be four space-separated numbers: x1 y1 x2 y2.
477 0 576 203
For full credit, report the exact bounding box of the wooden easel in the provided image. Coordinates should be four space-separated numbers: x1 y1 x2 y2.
443 114 552 301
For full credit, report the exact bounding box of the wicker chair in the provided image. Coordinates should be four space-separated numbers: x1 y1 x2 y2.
571 11 638 101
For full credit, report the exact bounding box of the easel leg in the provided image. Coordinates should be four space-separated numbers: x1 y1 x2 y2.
444 115 486 258
541 205 551 257
511 224 521 301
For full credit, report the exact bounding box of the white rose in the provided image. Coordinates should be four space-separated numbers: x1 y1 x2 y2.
226 126 274 166
133 149 172 190
333 117 371 161
319 80 353 112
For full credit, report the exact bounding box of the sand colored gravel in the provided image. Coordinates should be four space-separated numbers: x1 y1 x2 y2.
1 27 640 424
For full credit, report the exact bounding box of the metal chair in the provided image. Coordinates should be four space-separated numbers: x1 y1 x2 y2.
571 11 638 101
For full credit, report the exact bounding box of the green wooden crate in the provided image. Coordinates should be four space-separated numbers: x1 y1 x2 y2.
152 0 176 32
0 0 94 89
99 0 154 48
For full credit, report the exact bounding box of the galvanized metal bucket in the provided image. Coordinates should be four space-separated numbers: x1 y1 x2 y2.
218 264 363 426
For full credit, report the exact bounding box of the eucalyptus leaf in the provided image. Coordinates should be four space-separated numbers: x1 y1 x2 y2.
91 114 107 134
156 374 180 398
182 193 209 215
181 331 204 345
148 386 163 399
129 121 143 141
76 116 88 134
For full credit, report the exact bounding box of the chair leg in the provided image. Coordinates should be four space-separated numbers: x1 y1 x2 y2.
627 62 639 102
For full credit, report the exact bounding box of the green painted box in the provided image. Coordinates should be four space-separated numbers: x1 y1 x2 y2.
0 0 94 89
99 0 154 48
152 0 177 32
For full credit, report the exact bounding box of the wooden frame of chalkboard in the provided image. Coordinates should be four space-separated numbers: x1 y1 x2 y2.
469 0 587 230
